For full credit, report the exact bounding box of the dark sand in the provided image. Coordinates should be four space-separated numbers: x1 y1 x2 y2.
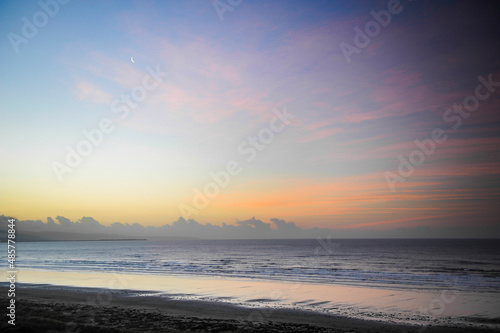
1 285 497 333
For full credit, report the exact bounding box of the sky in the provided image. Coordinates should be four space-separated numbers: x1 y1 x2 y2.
1 0 499 237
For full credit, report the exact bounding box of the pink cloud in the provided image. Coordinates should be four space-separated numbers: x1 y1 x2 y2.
299 127 343 143
75 80 113 104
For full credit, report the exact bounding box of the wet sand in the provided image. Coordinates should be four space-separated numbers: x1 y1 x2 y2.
6 270 500 327
1 285 498 333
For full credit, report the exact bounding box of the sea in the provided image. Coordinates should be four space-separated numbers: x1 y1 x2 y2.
4 238 500 328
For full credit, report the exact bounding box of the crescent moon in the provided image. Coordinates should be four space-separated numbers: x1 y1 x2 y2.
131 57 135 63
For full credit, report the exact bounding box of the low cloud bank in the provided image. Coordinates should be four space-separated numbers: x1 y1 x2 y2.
0 215 498 239
0 215 331 239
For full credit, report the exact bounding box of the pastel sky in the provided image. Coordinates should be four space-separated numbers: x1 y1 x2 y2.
1 0 499 235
